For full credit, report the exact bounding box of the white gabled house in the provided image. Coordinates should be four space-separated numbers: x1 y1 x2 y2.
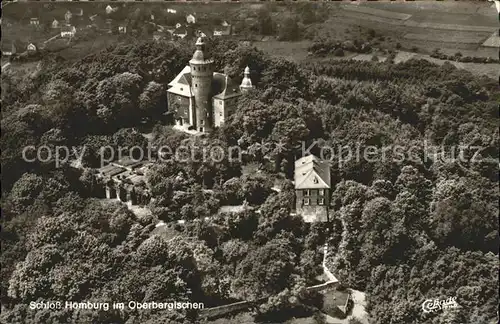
186 14 196 24
61 25 77 38
105 5 117 15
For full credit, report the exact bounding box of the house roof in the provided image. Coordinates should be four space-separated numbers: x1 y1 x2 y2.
213 73 240 100
98 164 126 178
167 66 193 97
294 155 331 189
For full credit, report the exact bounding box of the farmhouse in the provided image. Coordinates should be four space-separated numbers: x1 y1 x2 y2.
186 14 196 24
118 25 127 34
167 37 253 133
52 19 60 29
30 18 40 26
61 25 77 38
167 8 177 14
294 154 331 223
105 5 117 15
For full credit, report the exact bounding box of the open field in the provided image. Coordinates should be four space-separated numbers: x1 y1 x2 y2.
403 31 491 45
363 1 498 18
340 4 412 21
340 6 496 33
482 32 500 48
253 40 313 63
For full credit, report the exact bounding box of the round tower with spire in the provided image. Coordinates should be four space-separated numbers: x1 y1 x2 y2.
240 66 254 93
189 37 214 132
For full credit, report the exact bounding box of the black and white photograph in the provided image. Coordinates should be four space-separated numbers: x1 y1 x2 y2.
1 0 499 323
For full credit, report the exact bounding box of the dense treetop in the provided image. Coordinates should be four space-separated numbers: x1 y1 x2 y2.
1 38 498 323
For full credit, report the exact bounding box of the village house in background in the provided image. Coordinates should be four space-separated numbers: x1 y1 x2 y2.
294 155 331 222
29 18 40 26
26 42 38 54
105 5 117 15
118 25 127 34
52 19 59 29
60 25 77 38
186 14 196 24
167 37 253 133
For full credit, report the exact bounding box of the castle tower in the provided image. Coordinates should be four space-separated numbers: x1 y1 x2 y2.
189 37 214 132
239 66 254 93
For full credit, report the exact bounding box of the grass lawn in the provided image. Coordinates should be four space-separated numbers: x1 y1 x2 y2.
403 31 491 45
253 40 313 63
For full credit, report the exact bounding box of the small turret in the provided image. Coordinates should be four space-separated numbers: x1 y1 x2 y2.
239 66 254 93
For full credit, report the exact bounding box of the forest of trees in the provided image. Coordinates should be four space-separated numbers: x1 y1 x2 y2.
1 34 498 323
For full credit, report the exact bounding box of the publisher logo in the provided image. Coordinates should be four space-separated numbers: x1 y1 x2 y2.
422 297 459 313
